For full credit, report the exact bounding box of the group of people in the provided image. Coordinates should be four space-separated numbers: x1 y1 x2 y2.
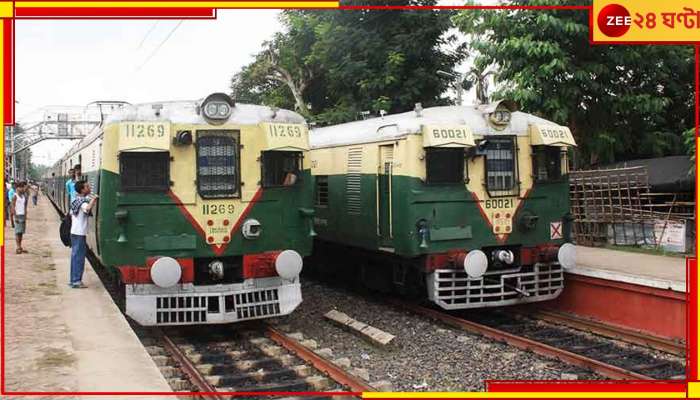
6 179 40 254
5 163 98 289
65 164 98 289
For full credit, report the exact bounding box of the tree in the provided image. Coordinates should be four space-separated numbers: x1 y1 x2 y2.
453 0 694 166
231 1 464 125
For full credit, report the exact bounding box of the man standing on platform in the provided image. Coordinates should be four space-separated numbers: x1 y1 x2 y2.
69 180 98 288
65 168 76 203
7 180 15 226
29 182 39 206
10 181 28 254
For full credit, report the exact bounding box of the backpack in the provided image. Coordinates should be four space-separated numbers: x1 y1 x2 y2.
59 213 72 247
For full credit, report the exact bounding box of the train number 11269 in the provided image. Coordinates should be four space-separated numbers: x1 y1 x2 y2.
202 204 235 215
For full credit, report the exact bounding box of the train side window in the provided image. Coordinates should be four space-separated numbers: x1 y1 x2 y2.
261 151 303 187
119 151 170 192
315 175 329 206
532 145 563 182
425 148 465 185
196 131 239 198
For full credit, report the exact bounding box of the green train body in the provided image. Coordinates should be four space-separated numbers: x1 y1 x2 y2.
308 101 577 309
46 94 315 325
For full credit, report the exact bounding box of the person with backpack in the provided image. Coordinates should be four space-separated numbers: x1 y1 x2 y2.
69 180 98 289
10 181 28 254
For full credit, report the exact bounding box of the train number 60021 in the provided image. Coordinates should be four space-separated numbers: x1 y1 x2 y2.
484 198 514 209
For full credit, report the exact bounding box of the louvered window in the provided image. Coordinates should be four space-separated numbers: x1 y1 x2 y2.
345 147 362 214
196 131 239 199
119 151 170 192
484 137 519 197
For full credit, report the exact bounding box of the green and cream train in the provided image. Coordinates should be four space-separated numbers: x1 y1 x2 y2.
308 101 577 309
46 93 315 325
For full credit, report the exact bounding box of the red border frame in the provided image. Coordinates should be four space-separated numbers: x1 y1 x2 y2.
1 1 698 397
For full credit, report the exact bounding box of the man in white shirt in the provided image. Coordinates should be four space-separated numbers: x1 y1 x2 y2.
10 181 28 254
69 180 98 289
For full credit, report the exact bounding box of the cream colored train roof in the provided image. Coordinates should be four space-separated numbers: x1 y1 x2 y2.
310 105 560 149
104 100 306 126
58 100 306 162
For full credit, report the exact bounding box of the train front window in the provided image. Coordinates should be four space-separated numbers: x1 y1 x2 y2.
484 137 519 197
196 131 239 198
425 148 465 184
261 151 303 187
532 145 564 182
119 151 170 192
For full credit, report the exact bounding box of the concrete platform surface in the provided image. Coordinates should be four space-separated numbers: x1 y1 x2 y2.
572 246 686 292
4 197 172 397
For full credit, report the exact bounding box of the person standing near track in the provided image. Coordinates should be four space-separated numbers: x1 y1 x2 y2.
69 180 98 289
7 180 16 226
65 168 76 203
10 181 28 254
29 182 39 206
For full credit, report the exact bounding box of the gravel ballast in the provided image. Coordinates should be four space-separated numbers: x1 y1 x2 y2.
276 279 601 391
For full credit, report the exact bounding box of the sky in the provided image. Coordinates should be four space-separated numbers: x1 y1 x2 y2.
16 10 285 165
15 4 483 166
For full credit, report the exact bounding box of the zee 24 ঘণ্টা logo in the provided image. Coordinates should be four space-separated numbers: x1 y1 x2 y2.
597 3 633 37
595 1 700 42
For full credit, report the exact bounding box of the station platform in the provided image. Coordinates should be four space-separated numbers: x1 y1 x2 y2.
4 197 172 397
542 245 688 342
572 246 686 292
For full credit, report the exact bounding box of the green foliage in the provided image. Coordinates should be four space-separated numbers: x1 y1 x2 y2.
683 127 696 164
231 0 463 125
453 0 693 166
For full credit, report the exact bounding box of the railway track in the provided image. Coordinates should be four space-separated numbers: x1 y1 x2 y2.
139 323 372 398
395 301 686 381
48 196 371 397
519 308 686 357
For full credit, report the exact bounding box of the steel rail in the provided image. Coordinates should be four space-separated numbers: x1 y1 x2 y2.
396 301 653 381
524 309 686 357
160 332 225 400
265 324 376 392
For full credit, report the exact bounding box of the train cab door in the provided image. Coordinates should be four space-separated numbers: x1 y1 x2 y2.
377 144 394 248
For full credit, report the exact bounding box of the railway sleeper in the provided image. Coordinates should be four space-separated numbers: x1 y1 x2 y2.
567 342 610 352
541 335 576 345
219 375 333 394
186 350 249 364
628 361 671 372
207 365 311 387
197 356 297 374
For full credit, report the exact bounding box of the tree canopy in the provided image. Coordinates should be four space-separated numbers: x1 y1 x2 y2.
231 1 463 125
453 0 694 166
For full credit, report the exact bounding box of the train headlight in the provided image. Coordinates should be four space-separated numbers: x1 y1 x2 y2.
205 103 219 117
200 93 235 124
557 243 576 269
495 249 515 265
208 260 224 280
463 250 488 279
275 250 303 280
150 257 182 288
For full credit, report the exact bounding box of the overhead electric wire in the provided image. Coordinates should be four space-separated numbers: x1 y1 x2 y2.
136 20 183 72
136 21 159 50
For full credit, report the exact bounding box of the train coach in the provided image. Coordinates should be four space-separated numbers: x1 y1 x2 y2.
46 93 315 325
308 101 577 309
